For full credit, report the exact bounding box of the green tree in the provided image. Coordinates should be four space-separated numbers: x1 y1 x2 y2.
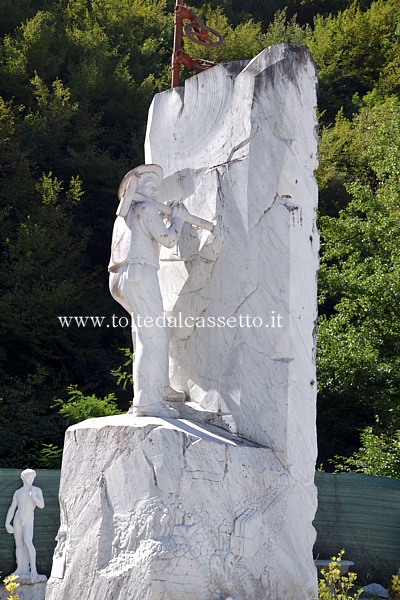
183 6 306 67
317 96 400 460
0 172 125 466
0 0 170 465
333 427 400 478
306 0 400 122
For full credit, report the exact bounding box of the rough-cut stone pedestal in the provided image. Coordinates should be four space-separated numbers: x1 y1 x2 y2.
45 416 317 600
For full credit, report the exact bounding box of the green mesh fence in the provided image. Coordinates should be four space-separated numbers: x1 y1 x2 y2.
314 471 400 583
0 469 60 577
1 469 399 582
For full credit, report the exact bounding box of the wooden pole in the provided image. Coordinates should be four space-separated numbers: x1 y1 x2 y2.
171 0 183 88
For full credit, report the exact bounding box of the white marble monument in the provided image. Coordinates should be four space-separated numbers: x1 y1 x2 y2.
46 43 319 600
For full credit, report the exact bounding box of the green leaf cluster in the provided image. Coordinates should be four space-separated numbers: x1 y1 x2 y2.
54 384 123 424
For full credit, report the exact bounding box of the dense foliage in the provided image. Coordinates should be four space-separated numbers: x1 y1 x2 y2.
317 95 400 462
1 0 400 469
332 427 400 478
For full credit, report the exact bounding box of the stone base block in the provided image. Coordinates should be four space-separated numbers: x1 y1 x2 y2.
0 581 46 600
45 415 317 600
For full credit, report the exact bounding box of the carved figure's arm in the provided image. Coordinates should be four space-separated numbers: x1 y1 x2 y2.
134 191 214 232
139 201 188 248
5 492 18 533
31 487 45 509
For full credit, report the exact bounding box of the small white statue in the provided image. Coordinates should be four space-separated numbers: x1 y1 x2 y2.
109 164 191 417
5 469 45 580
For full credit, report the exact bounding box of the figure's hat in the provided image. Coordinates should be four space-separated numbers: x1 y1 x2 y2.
116 164 163 217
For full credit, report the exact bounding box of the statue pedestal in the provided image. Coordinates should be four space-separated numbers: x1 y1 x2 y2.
0 577 47 600
45 415 317 600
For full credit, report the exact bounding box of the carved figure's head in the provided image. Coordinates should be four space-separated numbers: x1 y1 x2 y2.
116 164 163 217
21 469 36 485
135 173 160 202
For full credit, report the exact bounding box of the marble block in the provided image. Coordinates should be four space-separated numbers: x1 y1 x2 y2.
145 43 319 483
45 416 317 600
